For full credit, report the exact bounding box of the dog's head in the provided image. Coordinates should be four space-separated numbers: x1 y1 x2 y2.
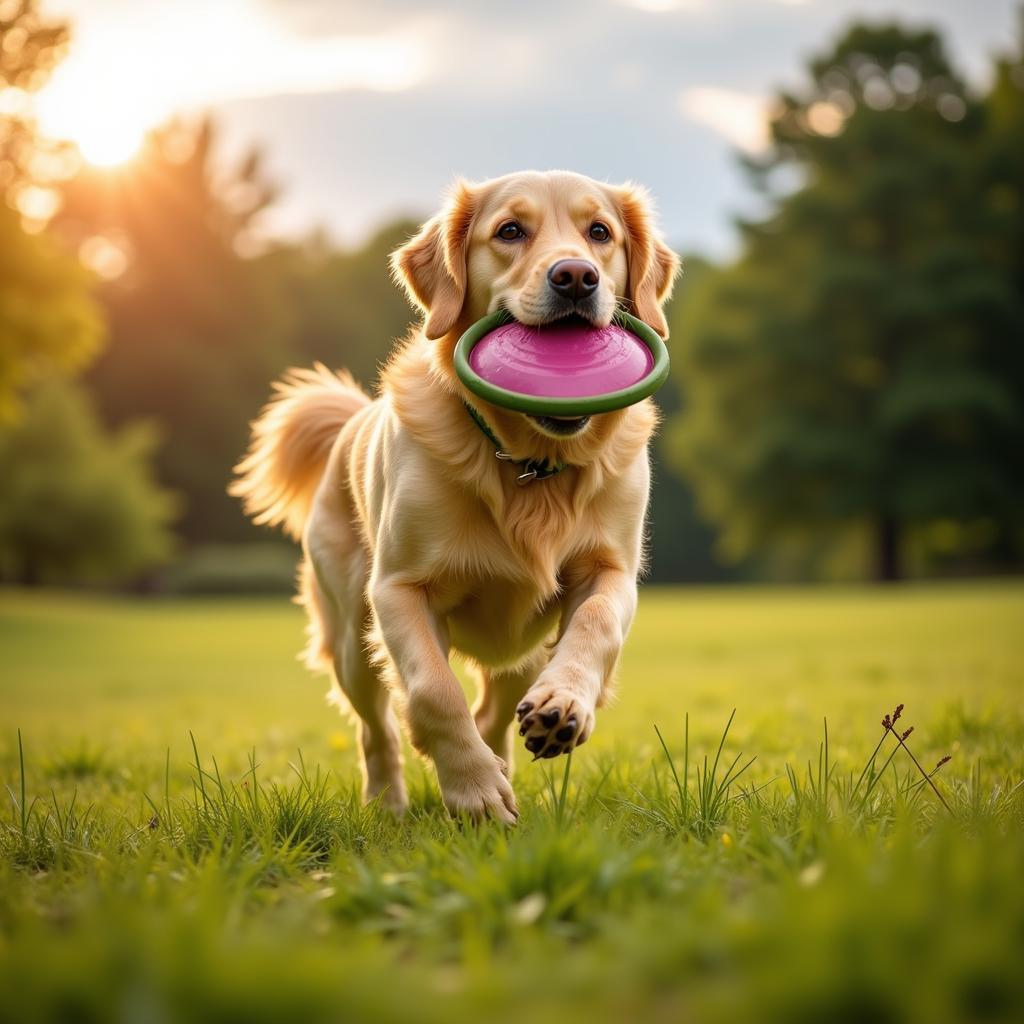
391 170 678 441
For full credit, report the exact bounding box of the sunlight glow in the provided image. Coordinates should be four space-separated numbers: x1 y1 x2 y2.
35 67 152 168
806 101 844 137
40 97 147 167
34 0 432 167
79 233 131 280
78 131 141 168
14 184 61 222
619 0 708 11
679 87 771 154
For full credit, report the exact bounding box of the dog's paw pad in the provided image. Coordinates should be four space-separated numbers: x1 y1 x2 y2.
525 735 545 755
515 701 534 720
518 686 594 760
555 720 576 743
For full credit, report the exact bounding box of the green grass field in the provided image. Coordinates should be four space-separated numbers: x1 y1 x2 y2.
2 583 1023 1023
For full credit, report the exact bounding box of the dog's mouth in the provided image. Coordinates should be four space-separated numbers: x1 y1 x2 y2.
528 413 591 436
536 312 597 330
497 307 601 331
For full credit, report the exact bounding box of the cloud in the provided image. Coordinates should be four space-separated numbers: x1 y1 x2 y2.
38 0 432 142
40 0 1022 258
678 86 771 154
616 0 710 12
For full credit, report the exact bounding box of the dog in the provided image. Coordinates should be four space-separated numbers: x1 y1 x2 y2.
231 170 678 822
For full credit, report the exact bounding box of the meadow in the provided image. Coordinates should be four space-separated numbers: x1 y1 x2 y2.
2 582 1023 1023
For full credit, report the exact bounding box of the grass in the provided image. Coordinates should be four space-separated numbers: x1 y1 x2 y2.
1 582 1023 1023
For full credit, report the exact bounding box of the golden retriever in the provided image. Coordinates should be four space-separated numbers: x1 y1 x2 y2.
232 170 678 822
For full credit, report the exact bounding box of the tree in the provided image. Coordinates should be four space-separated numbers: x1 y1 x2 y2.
0 2 101 417
0 204 103 418
54 119 293 542
0 3 177 584
260 220 420 390
668 23 1024 581
0 377 176 584
650 255 736 583
0 0 70 201
976 20 1024 567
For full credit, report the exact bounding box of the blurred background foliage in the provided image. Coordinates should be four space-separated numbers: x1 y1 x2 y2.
0 1 1022 588
669 23 1024 582
0 376 175 584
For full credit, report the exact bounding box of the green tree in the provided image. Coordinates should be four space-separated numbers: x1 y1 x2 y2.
55 119 292 542
0 2 101 416
0 204 103 418
669 23 1023 581
0 3 176 584
650 255 735 583
261 220 419 390
0 377 176 584
977 19 1024 565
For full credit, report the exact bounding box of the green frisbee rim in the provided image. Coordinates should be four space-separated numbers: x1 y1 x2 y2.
453 310 670 416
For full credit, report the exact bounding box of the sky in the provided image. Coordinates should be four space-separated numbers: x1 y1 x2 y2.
35 0 1022 257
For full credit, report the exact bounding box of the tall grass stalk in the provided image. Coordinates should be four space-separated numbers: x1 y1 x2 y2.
647 710 755 837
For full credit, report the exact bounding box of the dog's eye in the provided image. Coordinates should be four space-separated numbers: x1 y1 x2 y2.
589 222 611 242
495 221 526 242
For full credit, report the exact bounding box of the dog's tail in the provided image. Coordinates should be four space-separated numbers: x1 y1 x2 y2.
230 364 370 541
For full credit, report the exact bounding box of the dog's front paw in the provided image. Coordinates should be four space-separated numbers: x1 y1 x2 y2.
515 676 596 759
433 739 518 825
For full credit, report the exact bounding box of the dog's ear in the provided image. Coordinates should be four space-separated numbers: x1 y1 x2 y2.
614 184 680 339
390 180 477 340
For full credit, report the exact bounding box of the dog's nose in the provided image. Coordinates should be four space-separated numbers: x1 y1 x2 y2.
547 259 599 301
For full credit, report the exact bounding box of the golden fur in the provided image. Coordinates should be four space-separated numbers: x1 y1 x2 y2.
232 171 679 821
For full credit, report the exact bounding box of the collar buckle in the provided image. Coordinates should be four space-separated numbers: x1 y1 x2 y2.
464 401 567 483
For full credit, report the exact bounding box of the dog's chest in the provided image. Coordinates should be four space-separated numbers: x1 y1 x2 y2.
443 576 562 667
421 478 596 665
437 480 587 590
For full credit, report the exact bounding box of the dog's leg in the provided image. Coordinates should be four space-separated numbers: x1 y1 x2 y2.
371 575 518 824
305 515 408 814
515 566 637 759
333 618 408 814
472 650 547 769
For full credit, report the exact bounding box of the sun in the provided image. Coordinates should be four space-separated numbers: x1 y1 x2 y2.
28 2 431 174
75 122 144 168
36 88 149 168
33 51 156 170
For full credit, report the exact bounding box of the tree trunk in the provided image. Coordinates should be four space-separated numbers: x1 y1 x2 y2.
875 515 901 583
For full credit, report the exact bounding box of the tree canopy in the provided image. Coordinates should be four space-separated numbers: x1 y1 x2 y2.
668 22 1024 580
0 0 176 584
0 0 70 201
53 120 293 541
0 204 103 418
0 1 101 418
0 376 176 584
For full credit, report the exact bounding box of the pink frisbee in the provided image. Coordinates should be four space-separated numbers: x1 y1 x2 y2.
454 311 670 416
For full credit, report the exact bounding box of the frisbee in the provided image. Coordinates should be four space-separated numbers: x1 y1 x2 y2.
454 311 670 417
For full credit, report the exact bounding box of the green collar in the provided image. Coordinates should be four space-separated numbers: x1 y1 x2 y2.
463 401 567 485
